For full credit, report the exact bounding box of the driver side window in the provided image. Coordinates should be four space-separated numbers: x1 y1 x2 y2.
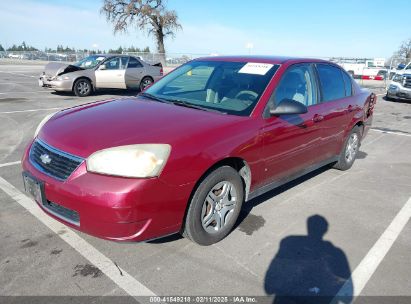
265 64 316 115
104 57 122 70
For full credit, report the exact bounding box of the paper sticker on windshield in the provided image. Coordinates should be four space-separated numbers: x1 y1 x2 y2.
84 61 92 66
239 62 274 75
96 57 105 61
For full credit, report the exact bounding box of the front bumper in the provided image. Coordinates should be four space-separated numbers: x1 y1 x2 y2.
39 75 73 92
22 141 192 242
386 85 411 100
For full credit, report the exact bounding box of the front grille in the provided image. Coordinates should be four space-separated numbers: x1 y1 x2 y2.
29 139 83 181
43 200 80 226
404 75 411 88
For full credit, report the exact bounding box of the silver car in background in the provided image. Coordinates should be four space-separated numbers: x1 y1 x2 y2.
39 54 163 97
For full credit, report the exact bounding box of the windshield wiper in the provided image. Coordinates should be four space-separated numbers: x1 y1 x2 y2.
140 92 172 104
165 98 226 114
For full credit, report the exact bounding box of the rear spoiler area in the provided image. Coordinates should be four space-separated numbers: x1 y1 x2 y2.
152 62 163 75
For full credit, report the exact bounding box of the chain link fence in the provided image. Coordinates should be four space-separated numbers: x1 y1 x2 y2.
1 51 410 89
0 50 209 67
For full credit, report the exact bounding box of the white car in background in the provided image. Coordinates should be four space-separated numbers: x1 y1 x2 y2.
39 54 163 97
386 62 411 101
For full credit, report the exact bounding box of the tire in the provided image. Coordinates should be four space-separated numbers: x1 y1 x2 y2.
139 76 153 91
385 94 393 102
183 166 244 245
73 78 92 97
333 126 361 171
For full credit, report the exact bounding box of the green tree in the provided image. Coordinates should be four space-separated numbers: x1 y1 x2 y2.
101 0 181 65
0 44 4 52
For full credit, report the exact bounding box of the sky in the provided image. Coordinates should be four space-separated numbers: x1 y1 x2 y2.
0 0 410 59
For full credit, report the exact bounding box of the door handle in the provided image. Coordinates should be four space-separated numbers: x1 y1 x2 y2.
347 105 354 112
313 114 324 123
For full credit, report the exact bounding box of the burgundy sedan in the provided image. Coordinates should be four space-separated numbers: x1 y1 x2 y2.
22 56 376 245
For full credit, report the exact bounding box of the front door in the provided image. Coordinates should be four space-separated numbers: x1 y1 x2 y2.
261 63 326 185
95 56 127 89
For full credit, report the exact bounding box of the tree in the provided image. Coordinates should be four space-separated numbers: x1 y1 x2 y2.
101 0 181 65
0 44 4 52
397 38 411 60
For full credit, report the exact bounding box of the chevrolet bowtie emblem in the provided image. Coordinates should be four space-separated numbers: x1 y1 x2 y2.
40 154 52 165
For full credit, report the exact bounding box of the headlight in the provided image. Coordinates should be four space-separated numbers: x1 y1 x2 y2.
56 75 69 81
388 84 398 91
34 112 57 138
86 144 171 178
392 74 404 83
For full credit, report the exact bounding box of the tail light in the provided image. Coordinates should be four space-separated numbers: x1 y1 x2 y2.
160 67 163 76
367 93 376 117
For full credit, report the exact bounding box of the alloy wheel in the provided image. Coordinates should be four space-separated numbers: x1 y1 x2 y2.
77 81 90 96
345 133 359 163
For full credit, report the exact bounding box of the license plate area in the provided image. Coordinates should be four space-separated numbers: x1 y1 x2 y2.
22 171 80 226
22 172 45 205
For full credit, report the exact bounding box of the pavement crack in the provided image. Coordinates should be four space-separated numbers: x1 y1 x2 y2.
114 261 123 276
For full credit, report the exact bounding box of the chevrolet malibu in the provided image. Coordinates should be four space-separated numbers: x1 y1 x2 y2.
22 56 376 245
39 54 163 96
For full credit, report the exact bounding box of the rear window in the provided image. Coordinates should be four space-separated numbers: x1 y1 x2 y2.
128 57 143 68
316 64 346 102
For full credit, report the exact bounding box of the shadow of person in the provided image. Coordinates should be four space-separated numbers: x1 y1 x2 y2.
264 215 353 304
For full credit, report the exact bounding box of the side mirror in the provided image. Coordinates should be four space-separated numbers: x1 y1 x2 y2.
269 99 308 116
99 64 107 70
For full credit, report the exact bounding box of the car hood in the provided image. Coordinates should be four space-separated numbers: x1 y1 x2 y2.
38 97 244 158
43 62 84 77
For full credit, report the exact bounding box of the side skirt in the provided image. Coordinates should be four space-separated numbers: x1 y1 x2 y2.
247 156 339 202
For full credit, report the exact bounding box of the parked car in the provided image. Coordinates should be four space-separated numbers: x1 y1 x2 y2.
386 72 411 101
22 56 376 245
38 54 163 96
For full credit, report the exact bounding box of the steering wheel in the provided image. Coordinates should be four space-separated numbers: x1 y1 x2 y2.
235 90 258 102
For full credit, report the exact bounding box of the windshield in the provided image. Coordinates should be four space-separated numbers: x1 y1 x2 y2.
144 60 280 116
73 55 106 69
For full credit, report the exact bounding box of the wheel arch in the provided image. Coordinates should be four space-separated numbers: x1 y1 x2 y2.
180 157 252 233
72 76 94 92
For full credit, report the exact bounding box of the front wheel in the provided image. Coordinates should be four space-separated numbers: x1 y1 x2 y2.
183 166 244 245
73 78 92 97
333 126 361 171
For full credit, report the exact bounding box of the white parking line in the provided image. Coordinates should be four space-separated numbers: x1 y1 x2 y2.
371 128 411 137
0 108 62 114
0 161 21 168
333 196 411 300
0 177 156 298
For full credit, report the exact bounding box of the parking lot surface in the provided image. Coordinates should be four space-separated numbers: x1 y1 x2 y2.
0 64 410 302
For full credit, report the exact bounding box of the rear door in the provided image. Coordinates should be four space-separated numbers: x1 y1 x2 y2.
314 64 356 158
124 56 145 89
261 63 327 185
95 56 127 89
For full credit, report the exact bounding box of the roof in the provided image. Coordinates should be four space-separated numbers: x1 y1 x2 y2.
193 55 330 64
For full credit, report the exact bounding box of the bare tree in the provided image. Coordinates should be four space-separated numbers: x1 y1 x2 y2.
101 0 182 65
398 38 411 60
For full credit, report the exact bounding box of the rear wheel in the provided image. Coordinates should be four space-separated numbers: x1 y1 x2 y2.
139 76 153 91
333 126 361 171
73 78 92 97
183 166 244 245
